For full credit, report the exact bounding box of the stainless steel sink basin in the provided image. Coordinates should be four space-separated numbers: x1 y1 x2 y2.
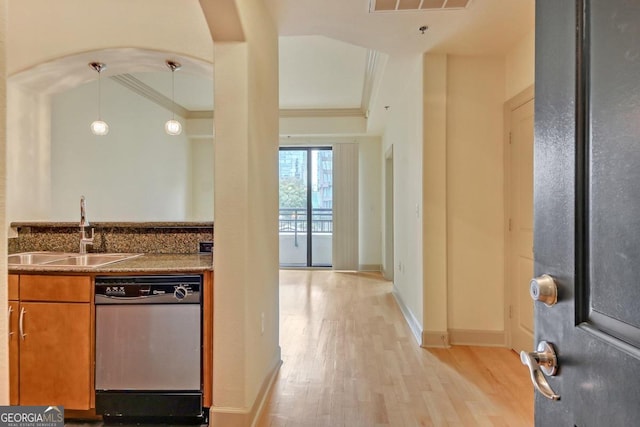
8 252 142 268
8 252 70 265
43 253 141 267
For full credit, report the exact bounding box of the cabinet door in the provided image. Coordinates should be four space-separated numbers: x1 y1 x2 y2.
8 275 19 300
19 302 91 409
8 301 19 405
20 275 91 302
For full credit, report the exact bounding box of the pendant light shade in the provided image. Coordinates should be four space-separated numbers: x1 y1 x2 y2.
89 62 109 136
90 120 109 136
165 60 182 136
165 119 182 135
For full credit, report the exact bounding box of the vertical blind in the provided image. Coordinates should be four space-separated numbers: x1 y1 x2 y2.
332 143 359 270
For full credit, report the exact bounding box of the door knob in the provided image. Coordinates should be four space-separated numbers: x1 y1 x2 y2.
530 274 558 306
520 341 560 400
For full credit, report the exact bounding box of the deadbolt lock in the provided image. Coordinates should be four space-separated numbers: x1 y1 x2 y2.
530 274 558 307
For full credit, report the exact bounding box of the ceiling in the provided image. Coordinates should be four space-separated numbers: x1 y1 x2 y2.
268 0 535 135
131 71 214 113
279 36 368 110
264 0 534 56
8 47 214 112
9 0 535 135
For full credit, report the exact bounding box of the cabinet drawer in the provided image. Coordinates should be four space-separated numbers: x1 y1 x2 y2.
20 275 91 302
9 274 19 300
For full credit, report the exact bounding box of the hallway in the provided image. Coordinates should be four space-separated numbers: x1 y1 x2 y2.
257 270 533 427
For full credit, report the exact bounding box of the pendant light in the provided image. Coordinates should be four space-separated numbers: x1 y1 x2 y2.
165 60 182 136
89 62 109 136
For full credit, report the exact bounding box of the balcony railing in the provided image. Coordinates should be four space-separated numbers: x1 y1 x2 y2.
279 208 333 233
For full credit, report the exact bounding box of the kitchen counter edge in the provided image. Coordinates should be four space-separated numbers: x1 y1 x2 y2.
8 253 214 274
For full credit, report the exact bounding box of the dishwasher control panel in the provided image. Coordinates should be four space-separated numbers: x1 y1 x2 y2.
95 275 202 304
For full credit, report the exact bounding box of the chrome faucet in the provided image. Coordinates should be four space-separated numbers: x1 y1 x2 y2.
79 195 94 254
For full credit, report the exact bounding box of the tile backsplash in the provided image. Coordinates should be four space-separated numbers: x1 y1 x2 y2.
9 222 213 254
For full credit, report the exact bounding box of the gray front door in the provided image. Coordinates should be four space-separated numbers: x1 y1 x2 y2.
533 0 640 425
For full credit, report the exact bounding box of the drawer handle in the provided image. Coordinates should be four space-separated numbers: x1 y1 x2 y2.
19 307 26 340
7 306 13 336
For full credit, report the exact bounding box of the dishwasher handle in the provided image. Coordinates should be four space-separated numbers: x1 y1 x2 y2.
95 292 201 305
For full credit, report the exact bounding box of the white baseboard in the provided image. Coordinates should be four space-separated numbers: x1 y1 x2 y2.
422 331 450 348
358 264 382 271
448 329 506 347
392 285 422 345
210 348 282 427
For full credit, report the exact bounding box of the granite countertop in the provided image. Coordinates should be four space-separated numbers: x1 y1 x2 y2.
10 221 213 229
9 253 213 274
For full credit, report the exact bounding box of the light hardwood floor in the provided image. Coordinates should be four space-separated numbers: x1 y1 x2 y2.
257 270 533 427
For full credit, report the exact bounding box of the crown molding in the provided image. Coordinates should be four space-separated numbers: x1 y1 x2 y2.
361 49 380 116
113 75 370 121
111 74 214 119
279 108 365 118
187 110 214 119
111 73 190 118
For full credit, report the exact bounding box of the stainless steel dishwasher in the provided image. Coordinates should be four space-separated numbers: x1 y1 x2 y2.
94 275 203 422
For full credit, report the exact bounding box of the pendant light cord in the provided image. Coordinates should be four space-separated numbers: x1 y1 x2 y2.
88 62 109 135
164 60 182 136
97 68 102 120
171 68 175 120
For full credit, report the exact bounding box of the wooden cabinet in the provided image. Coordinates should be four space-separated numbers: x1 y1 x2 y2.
203 271 213 407
19 301 91 408
8 274 18 300
10 275 93 410
8 275 19 406
8 270 212 414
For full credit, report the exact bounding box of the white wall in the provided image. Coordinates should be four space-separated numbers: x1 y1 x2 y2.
505 29 535 101
280 115 366 135
7 85 51 221
0 0 8 405
446 56 505 333
358 137 382 269
422 53 449 342
50 78 192 221
190 139 215 220
381 53 424 337
421 30 534 347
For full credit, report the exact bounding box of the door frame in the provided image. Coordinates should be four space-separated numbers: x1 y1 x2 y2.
278 146 333 268
504 85 535 350
384 145 394 281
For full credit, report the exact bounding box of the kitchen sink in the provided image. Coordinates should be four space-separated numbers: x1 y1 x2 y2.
43 253 141 267
8 252 70 265
8 252 142 268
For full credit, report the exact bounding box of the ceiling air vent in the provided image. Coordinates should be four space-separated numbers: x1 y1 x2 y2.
369 0 472 12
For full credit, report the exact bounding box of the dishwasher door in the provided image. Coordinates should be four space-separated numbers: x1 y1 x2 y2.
95 303 201 391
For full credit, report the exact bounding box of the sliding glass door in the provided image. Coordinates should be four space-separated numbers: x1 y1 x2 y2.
279 147 332 267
